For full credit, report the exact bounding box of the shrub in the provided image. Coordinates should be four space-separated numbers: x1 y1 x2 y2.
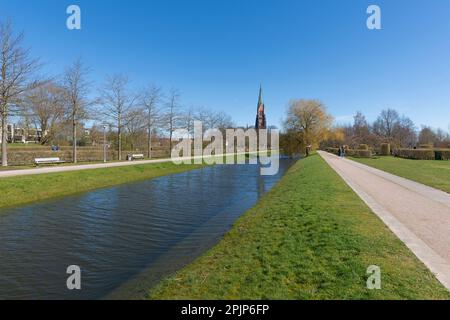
435 149 450 161
325 147 340 155
345 149 372 158
359 144 369 150
395 149 435 160
355 150 372 158
380 143 391 156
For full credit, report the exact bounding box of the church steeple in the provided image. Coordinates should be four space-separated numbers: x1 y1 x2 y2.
255 84 267 129
257 84 264 112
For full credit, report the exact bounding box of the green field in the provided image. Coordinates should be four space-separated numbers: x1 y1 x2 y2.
350 156 450 193
149 154 449 300
0 162 203 210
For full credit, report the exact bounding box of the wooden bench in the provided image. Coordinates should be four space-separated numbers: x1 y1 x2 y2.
34 157 66 166
127 154 145 161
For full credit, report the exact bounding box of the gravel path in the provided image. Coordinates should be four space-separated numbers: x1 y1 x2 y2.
318 151 450 291
0 157 177 178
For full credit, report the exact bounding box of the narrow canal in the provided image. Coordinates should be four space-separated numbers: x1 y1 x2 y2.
0 159 295 299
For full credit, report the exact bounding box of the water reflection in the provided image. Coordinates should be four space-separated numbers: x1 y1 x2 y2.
0 160 294 300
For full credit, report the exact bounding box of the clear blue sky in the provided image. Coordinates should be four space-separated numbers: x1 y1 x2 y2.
1 0 450 130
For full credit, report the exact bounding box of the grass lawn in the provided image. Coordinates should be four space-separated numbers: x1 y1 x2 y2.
0 162 203 210
149 154 450 300
350 156 450 193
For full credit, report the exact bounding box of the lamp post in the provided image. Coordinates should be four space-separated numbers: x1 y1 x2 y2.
103 125 107 163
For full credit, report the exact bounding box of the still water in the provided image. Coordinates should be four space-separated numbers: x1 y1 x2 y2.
0 160 294 299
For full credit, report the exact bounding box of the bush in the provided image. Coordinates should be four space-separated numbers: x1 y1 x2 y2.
380 143 391 156
442 150 450 160
395 149 435 160
345 149 372 158
325 147 339 155
359 144 369 150
355 150 372 158
324 147 371 158
435 149 450 161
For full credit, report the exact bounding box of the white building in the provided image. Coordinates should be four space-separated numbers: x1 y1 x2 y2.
0 123 43 144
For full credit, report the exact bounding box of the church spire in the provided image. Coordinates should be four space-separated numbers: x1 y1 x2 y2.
255 84 267 129
257 84 264 111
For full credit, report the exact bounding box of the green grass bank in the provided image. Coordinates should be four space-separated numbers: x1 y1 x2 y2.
149 154 449 300
0 162 203 210
350 156 450 193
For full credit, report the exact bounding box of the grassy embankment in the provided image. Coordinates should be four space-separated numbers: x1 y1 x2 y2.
0 162 204 210
149 154 450 299
350 156 450 193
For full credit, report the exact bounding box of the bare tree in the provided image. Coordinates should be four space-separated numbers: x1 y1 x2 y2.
99 74 138 160
194 107 210 134
193 107 234 134
141 84 162 158
182 106 196 136
62 58 91 163
373 109 400 142
125 108 147 151
393 116 417 147
24 82 65 145
214 111 234 131
164 88 182 151
352 111 370 146
0 20 40 166
418 126 437 146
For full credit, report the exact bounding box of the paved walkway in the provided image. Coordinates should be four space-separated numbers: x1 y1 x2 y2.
0 152 252 179
318 151 450 291
0 158 177 178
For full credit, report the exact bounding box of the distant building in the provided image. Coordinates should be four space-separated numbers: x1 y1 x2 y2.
0 123 17 144
0 123 44 144
255 85 267 130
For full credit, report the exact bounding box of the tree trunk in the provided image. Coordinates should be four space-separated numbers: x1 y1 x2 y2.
72 119 77 163
147 125 152 159
169 130 173 153
1 114 8 167
118 114 122 161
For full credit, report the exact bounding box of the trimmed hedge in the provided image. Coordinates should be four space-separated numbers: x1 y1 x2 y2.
380 143 391 156
359 144 369 151
434 149 450 161
443 150 450 160
395 149 435 160
395 148 450 160
324 147 372 158
346 149 372 158
419 144 433 149
324 147 340 155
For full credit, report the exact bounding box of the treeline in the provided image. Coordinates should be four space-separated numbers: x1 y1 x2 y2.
0 20 234 166
322 109 450 150
280 99 450 156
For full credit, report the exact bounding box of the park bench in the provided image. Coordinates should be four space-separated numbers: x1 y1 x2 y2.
34 157 66 166
127 154 145 161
